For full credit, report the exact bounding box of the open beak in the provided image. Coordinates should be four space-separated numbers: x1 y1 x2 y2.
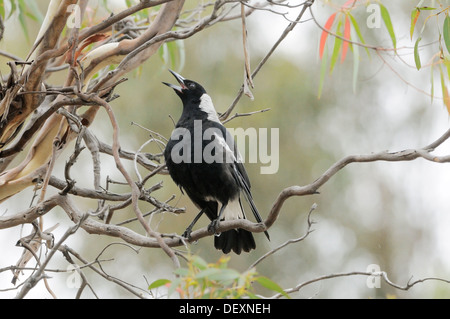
162 69 187 93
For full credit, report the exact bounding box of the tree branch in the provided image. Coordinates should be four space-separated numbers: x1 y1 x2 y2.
271 270 450 298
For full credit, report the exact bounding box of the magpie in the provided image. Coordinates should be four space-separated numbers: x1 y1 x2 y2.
163 70 269 254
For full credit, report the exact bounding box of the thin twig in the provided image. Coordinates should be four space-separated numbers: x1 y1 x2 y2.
15 214 88 299
248 203 317 270
220 0 314 120
86 93 180 268
270 271 450 298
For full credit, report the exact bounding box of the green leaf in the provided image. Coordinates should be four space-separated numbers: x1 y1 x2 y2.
15 0 44 41
348 13 370 58
173 267 189 276
191 255 208 270
8 0 17 19
329 18 343 74
410 8 420 40
159 40 186 71
23 0 43 22
102 0 111 12
245 291 260 299
443 15 450 54
208 269 241 282
148 279 171 290
444 57 450 85
414 37 422 70
17 4 29 41
0 1 5 20
439 65 450 115
256 276 290 299
379 3 396 50
195 268 221 279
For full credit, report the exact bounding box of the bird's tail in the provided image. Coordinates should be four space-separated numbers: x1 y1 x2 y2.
214 228 256 255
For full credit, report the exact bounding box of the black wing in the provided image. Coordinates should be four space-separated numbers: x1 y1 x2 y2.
217 124 270 241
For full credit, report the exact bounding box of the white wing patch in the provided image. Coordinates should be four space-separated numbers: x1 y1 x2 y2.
213 132 236 163
199 94 221 123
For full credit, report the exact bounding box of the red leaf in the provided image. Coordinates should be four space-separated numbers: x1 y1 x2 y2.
320 13 337 59
66 33 109 65
75 33 109 61
341 15 351 62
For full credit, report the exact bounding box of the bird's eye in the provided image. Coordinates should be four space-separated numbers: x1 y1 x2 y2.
188 83 196 90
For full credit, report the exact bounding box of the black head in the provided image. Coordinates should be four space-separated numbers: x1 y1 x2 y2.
163 70 207 103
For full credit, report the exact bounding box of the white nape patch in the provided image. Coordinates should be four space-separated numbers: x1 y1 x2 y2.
199 94 221 123
220 198 244 221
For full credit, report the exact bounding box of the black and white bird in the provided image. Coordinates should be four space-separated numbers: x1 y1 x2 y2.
163 70 269 254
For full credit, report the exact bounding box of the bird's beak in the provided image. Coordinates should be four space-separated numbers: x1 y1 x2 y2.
162 69 187 93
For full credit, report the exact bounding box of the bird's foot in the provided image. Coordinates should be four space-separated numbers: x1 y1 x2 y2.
207 219 220 235
182 227 193 240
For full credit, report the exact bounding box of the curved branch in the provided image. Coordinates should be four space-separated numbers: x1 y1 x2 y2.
264 126 450 230
3 126 450 251
82 0 185 85
271 270 450 298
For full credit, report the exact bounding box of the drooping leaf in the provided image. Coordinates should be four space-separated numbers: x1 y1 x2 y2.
341 15 351 63
256 276 290 299
414 37 422 70
319 12 337 59
410 8 421 40
17 1 29 41
442 84 450 115
20 0 43 22
439 66 450 115
379 3 396 50
329 18 343 74
8 0 17 19
0 1 5 20
444 57 450 85
348 13 370 58
443 15 450 54
159 40 185 72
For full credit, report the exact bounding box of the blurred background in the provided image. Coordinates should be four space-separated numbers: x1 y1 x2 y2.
1 0 450 298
